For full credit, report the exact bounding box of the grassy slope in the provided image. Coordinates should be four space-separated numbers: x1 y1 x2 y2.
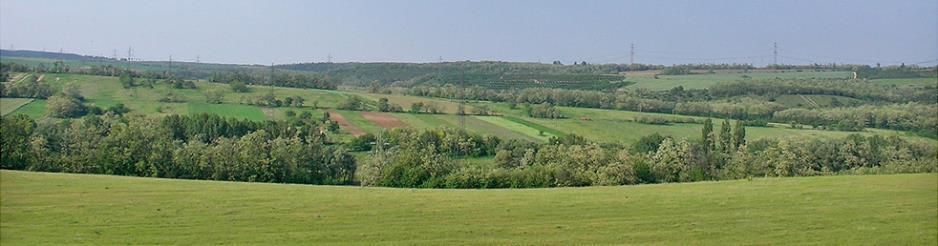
0 98 33 116
870 77 938 87
773 94 864 108
1 170 935 244
627 71 853 90
8 99 46 118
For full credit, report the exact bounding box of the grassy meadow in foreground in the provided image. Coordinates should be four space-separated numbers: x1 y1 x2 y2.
1 170 935 244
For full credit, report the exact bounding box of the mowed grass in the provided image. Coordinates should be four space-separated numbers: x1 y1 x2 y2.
476 116 556 141
0 98 33 116
186 102 267 121
8 99 46 118
1 170 935 244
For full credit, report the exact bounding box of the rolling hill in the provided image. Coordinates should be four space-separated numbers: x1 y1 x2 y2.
1 170 934 244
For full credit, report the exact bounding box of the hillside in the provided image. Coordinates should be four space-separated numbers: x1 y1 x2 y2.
1 170 935 244
3 73 927 145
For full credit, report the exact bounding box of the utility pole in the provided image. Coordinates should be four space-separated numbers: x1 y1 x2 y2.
773 42 778 66
629 43 635 65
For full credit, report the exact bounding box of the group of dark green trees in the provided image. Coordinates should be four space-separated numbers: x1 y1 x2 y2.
0 113 355 184
1 112 934 188
355 120 935 188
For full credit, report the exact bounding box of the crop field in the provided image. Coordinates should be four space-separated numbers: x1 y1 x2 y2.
360 112 407 129
772 94 865 108
1 170 934 244
626 71 853 90
355 92 471 114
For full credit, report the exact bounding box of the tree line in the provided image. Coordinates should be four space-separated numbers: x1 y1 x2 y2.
356 120 935 188
401 81 937 137
0 113 355 184
2 112 934 188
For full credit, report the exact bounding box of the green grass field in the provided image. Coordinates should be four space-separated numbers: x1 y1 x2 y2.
8 99 46 118
0 98 33 116
476 116 556 141
870 77 938 87
1 170 934 244
626 71 853 91
186 102 267 121
773 94 864 108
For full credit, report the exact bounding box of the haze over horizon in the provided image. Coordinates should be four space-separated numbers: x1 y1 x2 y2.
1 0 936 66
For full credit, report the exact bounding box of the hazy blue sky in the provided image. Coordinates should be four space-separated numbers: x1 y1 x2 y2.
1 0 936 65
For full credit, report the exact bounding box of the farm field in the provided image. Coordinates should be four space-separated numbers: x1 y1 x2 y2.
1 170 934 244
4 73 932 145
870 77 938 87
0 98 32 115
6 99 46 118
772 94 864 108
626 71 853 90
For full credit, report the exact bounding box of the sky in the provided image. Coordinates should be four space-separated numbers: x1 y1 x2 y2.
1 0 936 66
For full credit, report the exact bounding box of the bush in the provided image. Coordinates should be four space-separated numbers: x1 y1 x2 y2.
230 80 250 93
46 94 86 118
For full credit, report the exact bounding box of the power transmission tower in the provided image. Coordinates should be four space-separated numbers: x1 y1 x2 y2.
773 42 778 66
127 46 133 61
112 49 118 60
196 55 200 63
630 43 635 65
327 54 333 63
168 55 173 75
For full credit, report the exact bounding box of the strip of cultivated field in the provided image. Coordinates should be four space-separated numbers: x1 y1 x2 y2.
1 170 934 244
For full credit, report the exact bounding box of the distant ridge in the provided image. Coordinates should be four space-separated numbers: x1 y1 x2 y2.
0 49 112 61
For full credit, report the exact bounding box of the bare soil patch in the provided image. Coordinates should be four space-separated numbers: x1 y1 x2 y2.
361 112 406 129
328 110 365 136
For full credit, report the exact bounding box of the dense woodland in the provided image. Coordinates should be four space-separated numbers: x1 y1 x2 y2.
0 114 355 184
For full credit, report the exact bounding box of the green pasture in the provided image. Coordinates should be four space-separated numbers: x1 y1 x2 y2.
1 170 934 244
